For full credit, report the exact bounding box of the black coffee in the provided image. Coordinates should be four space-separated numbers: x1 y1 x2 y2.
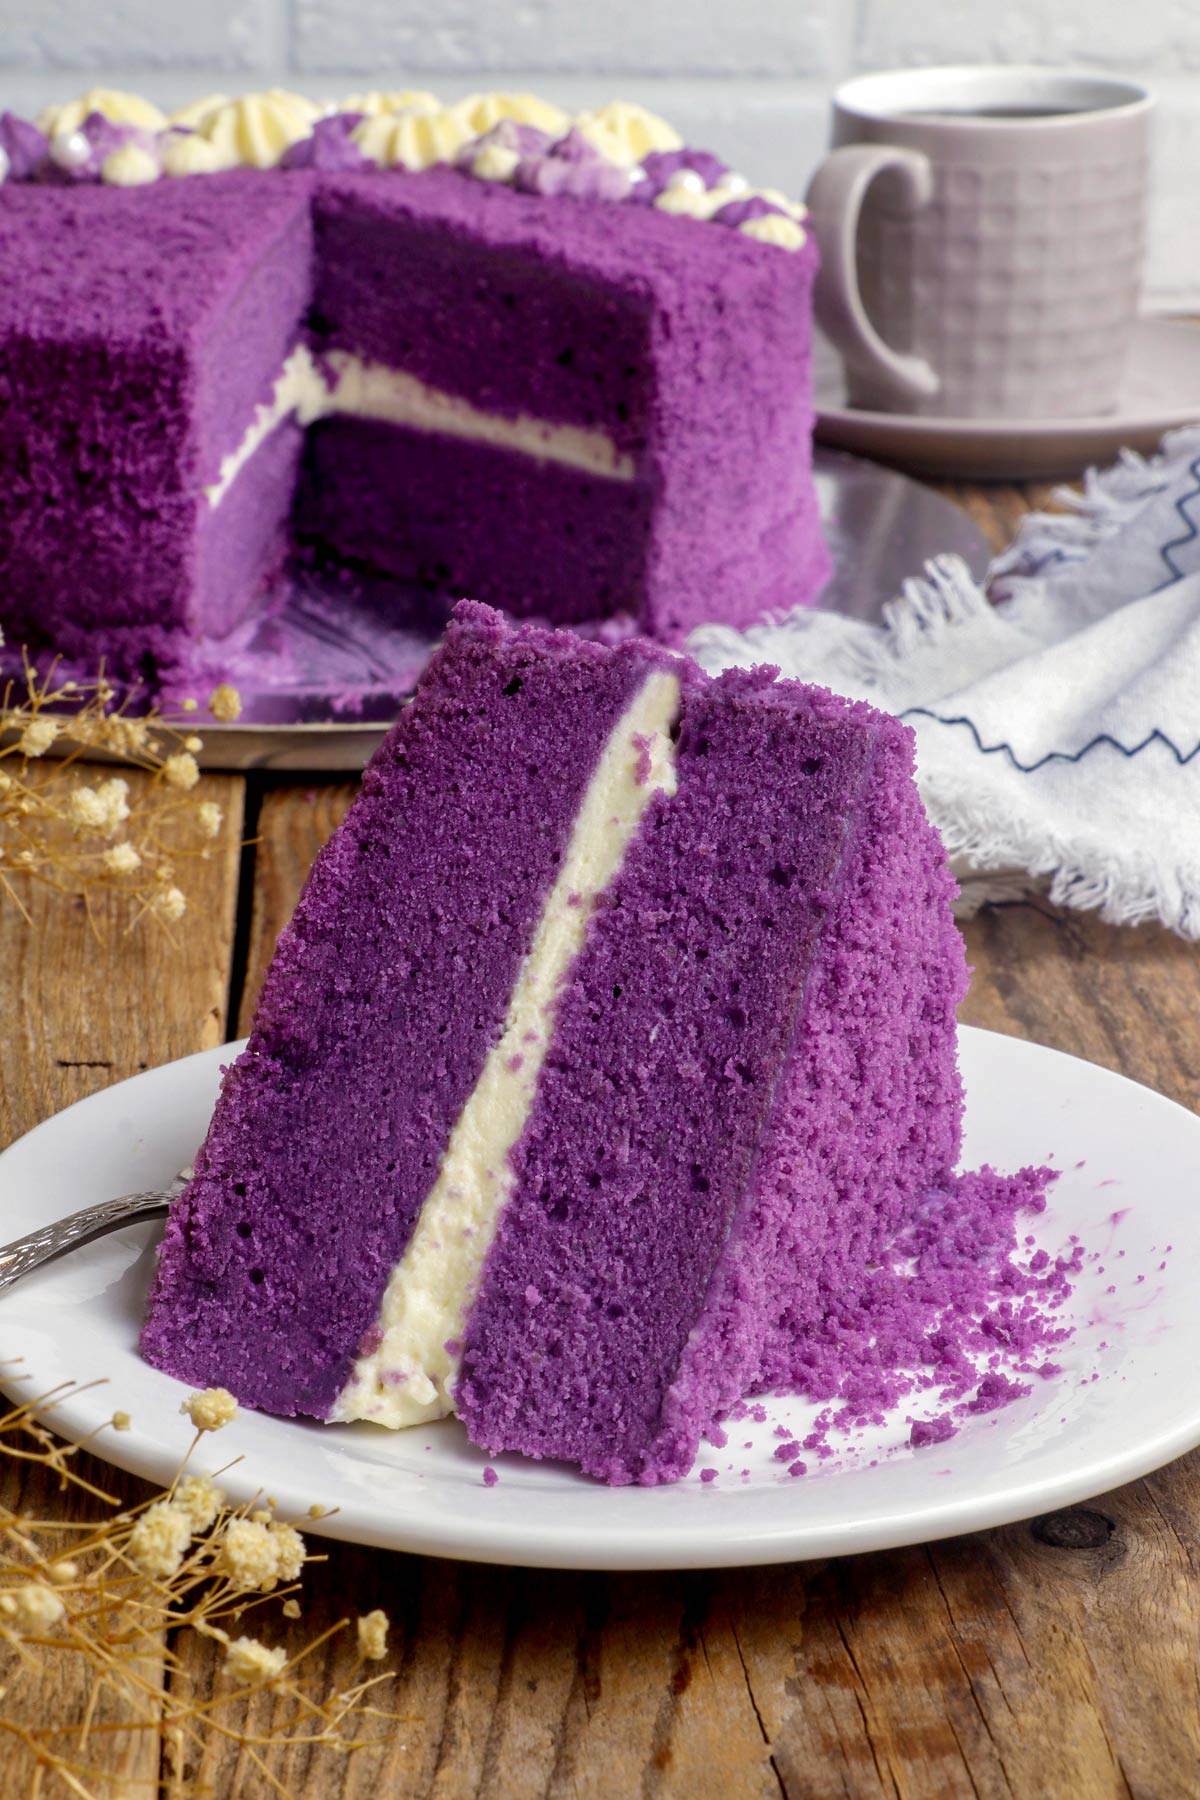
898 104 1092 120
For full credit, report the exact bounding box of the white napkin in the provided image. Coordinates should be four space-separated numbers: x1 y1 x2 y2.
690 429 1200 939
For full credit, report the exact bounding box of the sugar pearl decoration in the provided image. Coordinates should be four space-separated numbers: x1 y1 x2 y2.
50 129 91 173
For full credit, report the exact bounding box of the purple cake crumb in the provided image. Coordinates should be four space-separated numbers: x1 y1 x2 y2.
967 1372 1032 1415
700 1467 718 1483
788 1460 807 1478
482 1465 499 1487
910 1415 958 1450
773 1440 801 1463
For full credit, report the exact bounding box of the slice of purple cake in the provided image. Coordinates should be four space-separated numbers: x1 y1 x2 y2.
143 600 973 1485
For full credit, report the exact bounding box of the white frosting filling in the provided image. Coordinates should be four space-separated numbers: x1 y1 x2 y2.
330 667 682 1427
204 344 635 507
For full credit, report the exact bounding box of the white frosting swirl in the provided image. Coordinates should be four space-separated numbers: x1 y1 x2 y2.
39 88 167 136
199 89 321 169
340 90 440 117
100 143 160 187
352 106 473 171
453 92 569 136
575 101 682 166
167 94 229 131
739 213 807 250
160 131 228 178
470 142 521 183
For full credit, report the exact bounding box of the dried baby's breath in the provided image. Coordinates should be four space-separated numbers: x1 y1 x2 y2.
0 1376 400 1796
181 1387 238 1433
0 643 240 933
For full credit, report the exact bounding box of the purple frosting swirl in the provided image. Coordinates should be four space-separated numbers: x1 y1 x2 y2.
637 146 730 201
456 118 552 167
712 194 789 229
280 112 368 172
0 112 48 181
512 126 633 202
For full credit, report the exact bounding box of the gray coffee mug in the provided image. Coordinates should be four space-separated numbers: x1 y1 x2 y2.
805 67 1154 420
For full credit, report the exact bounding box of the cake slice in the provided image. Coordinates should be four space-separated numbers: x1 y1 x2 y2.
141 600 966 1483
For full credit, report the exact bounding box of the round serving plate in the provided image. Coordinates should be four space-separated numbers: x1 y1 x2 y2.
0 1027 1197 1570
3 449 989 774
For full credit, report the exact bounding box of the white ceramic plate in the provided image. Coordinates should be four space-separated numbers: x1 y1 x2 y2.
816 317 1200 481
0 1028 1197 1570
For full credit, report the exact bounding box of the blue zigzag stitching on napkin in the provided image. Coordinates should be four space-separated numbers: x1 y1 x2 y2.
903 709 1200 775
1155 452 1200 589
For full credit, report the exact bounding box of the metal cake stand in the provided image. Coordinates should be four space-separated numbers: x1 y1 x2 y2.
16 449 990 774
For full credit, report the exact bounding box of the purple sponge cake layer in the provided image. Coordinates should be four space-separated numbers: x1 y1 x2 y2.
143 602 973 1485
455 669 955 1483
298 419 653 621
311 168 657 448
644 707 967 1477
0 172 312 661
141 604 665 1413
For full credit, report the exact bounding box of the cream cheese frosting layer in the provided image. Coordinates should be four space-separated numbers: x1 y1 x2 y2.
204 344 637 507
330 666 682 1428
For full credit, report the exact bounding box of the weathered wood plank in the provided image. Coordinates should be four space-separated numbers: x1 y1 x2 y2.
0 771 245 1142
237 783 356 1034
0 767 245 1797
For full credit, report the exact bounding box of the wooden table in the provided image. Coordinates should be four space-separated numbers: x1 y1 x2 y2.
2 481 1199 1800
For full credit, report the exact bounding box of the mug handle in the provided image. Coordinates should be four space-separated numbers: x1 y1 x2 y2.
804 143 939 408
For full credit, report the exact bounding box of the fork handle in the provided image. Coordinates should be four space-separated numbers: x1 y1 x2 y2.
0 1187 178 1293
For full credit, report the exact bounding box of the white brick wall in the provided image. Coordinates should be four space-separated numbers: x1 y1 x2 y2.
2 0 1197 305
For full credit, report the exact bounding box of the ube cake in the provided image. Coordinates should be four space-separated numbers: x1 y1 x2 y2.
142 600 970 1486
0 87 826 677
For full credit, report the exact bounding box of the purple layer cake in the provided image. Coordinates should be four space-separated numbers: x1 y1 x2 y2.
0 89 826 676
142 600 969 1486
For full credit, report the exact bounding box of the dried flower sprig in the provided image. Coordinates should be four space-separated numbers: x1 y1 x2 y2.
0 1375 400 1797
0 639 241 933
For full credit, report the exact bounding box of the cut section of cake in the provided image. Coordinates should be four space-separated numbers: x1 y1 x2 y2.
0 173 313 671
0 89 827 678
299 165 823 640
142 601 972 1483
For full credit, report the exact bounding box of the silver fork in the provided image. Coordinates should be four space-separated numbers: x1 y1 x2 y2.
0 1168 192 1294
